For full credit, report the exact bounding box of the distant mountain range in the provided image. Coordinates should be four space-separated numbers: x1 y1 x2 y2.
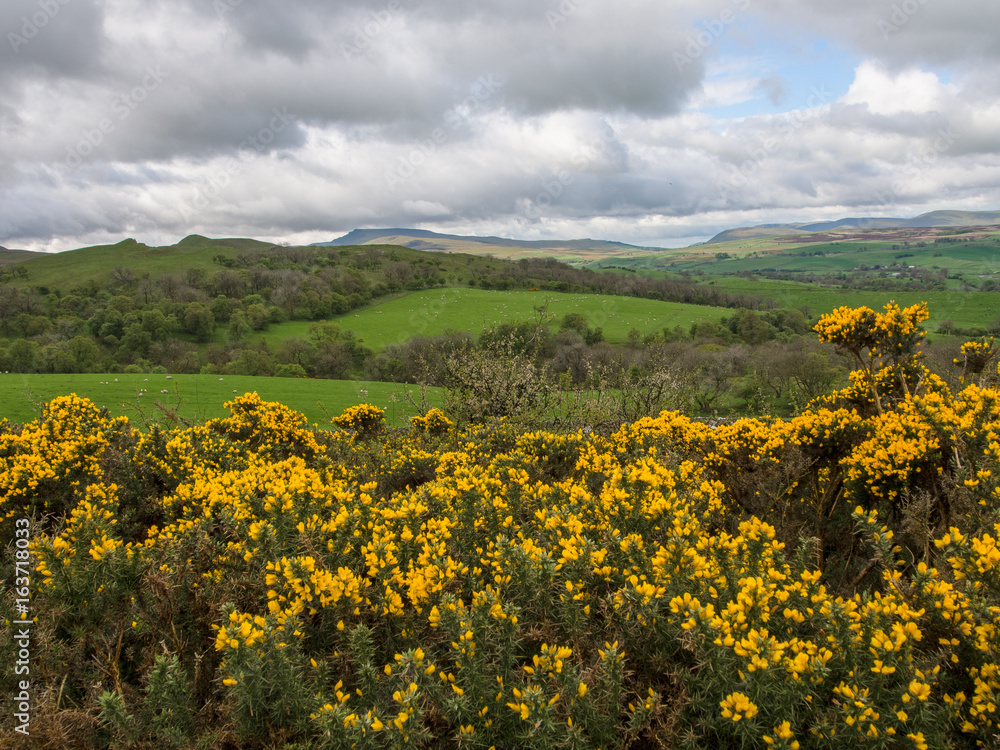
313 228 661 258
312 211 1000 258
705 210 1000 244
5 208 1000 267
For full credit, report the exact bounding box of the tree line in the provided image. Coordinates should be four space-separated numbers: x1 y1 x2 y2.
0 244 773 379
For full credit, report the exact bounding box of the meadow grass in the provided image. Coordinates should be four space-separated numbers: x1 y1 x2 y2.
677 242 1000 275
701 276 999 328
252 287 729 350
589 233 1000 275
0 373 438 427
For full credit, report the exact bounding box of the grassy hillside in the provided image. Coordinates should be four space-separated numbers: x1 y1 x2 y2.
908 208 1000 226
703 276 997 329
0 247 44 266
584 226 1000 332
588 226 1000 268
0 373 437 426
704 210 1000 244
252 288 728 350
672 240 1000 276
7 236 275 290
4 235 591 293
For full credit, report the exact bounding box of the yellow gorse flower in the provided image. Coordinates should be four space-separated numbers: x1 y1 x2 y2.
720 692 759 722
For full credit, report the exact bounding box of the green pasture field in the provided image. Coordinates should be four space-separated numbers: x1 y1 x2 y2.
654 241 1000 275
585 258 672 276
704 276 999 329
588 234 1000 278
0 374 438 427
252 288 729 350
682 246 885 274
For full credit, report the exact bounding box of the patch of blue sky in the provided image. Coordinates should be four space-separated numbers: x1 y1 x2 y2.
686 15 861 121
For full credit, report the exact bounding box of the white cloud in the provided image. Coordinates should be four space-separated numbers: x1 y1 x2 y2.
402 200 452 218
689 76 762 109
842 62 956 116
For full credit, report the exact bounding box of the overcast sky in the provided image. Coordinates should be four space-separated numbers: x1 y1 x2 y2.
2 0 999 252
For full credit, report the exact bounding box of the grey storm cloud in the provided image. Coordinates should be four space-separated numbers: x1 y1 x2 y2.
2 0 1000 252
0 0 106 82
751 0 1000 70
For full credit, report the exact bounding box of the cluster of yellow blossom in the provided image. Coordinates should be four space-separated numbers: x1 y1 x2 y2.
214 391 323 459
954 338 998 384
410 408 454 435
331 403 386 436
0 394 128 520
814 301 928 361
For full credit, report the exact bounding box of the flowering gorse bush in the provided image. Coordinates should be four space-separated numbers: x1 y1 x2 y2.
2 307 1000 748
0 394 130 526
409 408 453 435
954 337 998 386
814 302 930 414
332 403 386 438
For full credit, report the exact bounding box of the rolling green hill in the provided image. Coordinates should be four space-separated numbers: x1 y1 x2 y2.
587 227 1000 280
703 276 998 330
252 288 728 351
704 210 1000 245
0 247 44 266
674 241 1000 276
2 234 604 293
6 236 275 290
